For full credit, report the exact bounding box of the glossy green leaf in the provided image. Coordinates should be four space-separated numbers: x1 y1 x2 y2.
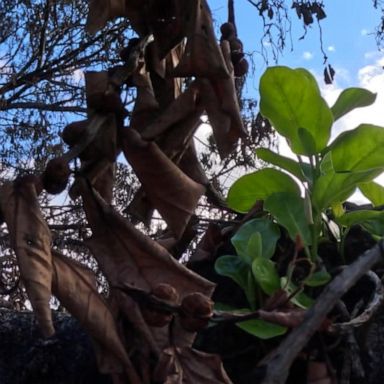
359 181 384 207
252 258 280 295
256 148 309 182
304 268 331 287
214 256 257 309
281 277 314 309
227 168 301 213
215 255 249 290
246 233 263 263
264 192 312 245
327 124 384 172
337 210 384 236
237 318 287 339
260 66 333 155
232 218 281 260
331 87 377 121
319 151 333 175
312 168 381 211
313 125 384 210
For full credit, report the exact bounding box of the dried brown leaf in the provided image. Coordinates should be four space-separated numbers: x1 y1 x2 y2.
129 69 160 131
154 347 233 384
171 0 229 79
187 223 223 264
51 251 140 381
198 47 246 160
125 187 154 227
86 0 147 35
78 179 214 348
121 129 205 238
0 177 54 337
140 82 200 140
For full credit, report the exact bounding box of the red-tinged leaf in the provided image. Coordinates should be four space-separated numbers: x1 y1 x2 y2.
120 129 205 238
0 177 54 337
154 347 233 384
257 308 307 328
171 0 229 79
51 251 140 382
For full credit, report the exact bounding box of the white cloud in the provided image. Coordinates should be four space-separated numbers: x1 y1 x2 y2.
327 45 336 52
361 29 369 36
302 51 314 60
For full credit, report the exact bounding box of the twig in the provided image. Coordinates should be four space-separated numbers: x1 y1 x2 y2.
260 239 384 384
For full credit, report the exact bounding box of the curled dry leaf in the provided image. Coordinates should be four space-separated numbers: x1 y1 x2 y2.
148 0 185 59
129 68 160 131
124 187 154 227
154 347 233 384
187 222 223 264
120 129 205 238
78 179 215 348
196 41 246 159
0 177 54 337
140 82 200 140
86 0 147 36
171 0 229 79
51 251 140 382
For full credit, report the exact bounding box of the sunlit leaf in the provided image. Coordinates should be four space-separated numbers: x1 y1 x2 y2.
331 87 377 121
256 148 310 182
359 181 384 207
260 66 333 155
264 192 312 245
337 210 384 237
227 168 300 213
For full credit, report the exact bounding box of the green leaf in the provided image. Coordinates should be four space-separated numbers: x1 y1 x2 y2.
319 151 334 175
214 256 257 309
281 277 314 309
237 318 287 339
232 218 281 260
312 169 379 211
298 127 317 155
359 181 384 207
256 148 310 182
305 268 331 287
214 255 249 290
337 210 384 236
313 125 384 210
264 192 312 245
227 168 301 213
246 233 263 263
252 258 280 295
327 124 384 172
260 66 333 155
331 87 377 121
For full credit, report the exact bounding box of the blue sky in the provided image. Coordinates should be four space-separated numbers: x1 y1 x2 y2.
209 1 384 198
211 0 383 89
